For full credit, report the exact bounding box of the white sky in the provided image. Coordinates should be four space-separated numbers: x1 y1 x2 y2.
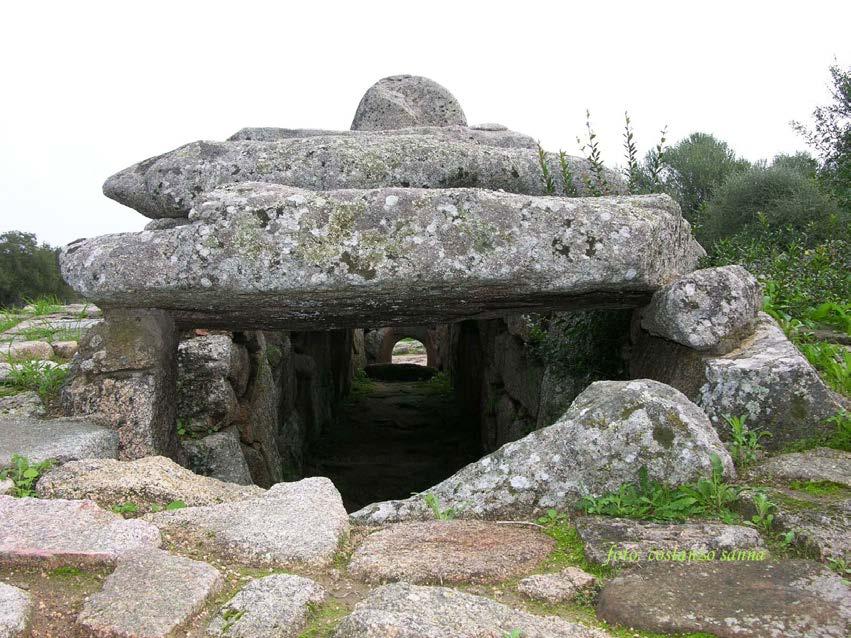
1 0 849 246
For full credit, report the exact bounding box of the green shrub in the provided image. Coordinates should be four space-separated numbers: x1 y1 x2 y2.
698 164 844 249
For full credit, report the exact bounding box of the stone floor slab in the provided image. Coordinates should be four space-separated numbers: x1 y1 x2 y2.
77 549 222 638
575 516 766 565
333 582 611 638
206 574 325 638
750 447 851 488
0 417 118 468
597 560 850 637
517 567 596 604
0 582 32 638
0 496 160 567
348 520 554 584
145 477 348 567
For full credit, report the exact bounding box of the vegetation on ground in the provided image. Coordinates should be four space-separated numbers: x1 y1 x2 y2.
0 454 54 497
2 359 68 400
725 414 769 468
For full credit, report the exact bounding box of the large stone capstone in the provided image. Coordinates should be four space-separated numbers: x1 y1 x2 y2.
102 134 619 219
61 186 703 329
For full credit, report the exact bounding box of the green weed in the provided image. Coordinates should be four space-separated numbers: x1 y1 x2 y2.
745 492 777 532
2 359 68 400
725 414 770 468
0 453 54 497
537 142 555 195
111 502 139 515
422 493 457 520
22 295 64 316
789 480 847 496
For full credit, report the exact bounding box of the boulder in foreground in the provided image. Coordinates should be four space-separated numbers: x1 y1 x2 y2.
351 379 733 524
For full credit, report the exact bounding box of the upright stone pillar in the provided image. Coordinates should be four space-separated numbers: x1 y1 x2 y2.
62 309 181 461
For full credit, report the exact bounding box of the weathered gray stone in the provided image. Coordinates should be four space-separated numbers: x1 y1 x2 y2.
36 455 262 512
641 265 762 353
145 477 348 567
229 124 537 148
237 355 284 486
0 582 31 638
575 516 766 565
750 447 851 488
51 340 79 359
0 392 45 419
63 187 701 329
517 567 596 604
183 428 254 485
351 379 733 524
0 341 53 362
697 314 846 449
77 549 223 638
333 582 611 638
101 134 621 219
631 313 847 449
177 333 250 434
348 520 554 584
0 480 13 496
206 574 325 638
597 560 850 638
0 417 118 468
0 496 160 567
61 309 181 461
351 75 466 131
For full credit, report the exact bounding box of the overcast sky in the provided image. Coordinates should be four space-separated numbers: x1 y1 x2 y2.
1 1 849 246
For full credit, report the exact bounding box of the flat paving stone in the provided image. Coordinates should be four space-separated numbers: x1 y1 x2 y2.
0 417 118 468
0 393 44 419
348 520 554 584
0 341 53 362
597 560 851 638
36 455 263 512
0 496 160 568
77 548 222 638
749 447 851 488
575 516 766 565
517 567 596 604
206 574 325 638
0 582 32 638
333 582 611 638
145 477 348 567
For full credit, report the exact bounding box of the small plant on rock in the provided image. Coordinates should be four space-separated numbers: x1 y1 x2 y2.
745 492 777 533
725 414 770 468
537 142 555 195
680 453 740 518
0 453 54 497
111 502 139 515
422 493 456 520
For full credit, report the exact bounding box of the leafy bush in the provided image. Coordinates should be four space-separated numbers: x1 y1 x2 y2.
656 132 750 222
578 454 739 523
698 163 844 249
0 232 74 307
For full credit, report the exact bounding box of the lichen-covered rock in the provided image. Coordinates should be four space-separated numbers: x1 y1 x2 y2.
145 477 348 567
183 428 254 485
351 75 466 131
228 124 537 148
517 568 596 604
0 417 118 468
206 574 325 638
332 582 611 638
597 560 851 638
77 549 223 638
0 496 161 568
574 516 765 565
749 447 851 488
697 313 846 449
0 582 32 638
631 313 847 450
101 134 620 219
348 520 554 584
35 456 263 512
351 379 733 524
62 186 701 329
641 265 762 353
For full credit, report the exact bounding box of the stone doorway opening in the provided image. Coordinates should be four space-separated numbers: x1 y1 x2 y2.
391 339 427 366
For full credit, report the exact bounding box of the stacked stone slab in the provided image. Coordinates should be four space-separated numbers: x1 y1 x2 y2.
59 75 706 464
